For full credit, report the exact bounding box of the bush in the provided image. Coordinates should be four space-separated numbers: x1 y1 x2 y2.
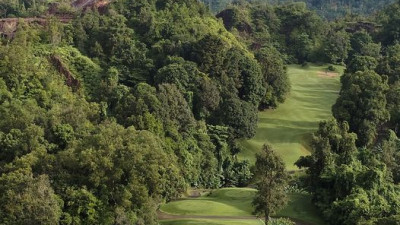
327 65 337 71
268 218 295 225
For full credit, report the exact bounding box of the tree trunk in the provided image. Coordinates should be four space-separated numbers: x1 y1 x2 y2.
265 210 270 224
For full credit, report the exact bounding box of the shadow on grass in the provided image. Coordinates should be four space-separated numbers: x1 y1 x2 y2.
257 118 317 129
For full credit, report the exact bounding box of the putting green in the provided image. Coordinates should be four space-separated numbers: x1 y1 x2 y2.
160 188 324 225
160 219 263 225
239 64 344 170
161 188 256 216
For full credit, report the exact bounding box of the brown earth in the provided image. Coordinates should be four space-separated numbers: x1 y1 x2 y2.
317 71 339 78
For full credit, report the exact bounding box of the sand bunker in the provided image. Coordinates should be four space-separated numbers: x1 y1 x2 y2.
317 71 339 78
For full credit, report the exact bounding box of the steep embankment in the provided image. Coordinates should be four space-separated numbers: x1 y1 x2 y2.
239 64 344 170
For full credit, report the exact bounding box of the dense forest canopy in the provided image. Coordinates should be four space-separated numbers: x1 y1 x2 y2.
0 0 399 224
200 0 396 19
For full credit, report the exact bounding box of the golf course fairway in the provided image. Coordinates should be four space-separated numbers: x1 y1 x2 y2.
239 64 344 170
160 188 324 225
160 219 263 225
159 64 341 225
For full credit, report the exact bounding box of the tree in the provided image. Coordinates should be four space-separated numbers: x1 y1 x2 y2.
255 46 290 108
333 70 389 146
377 0 400 45
296 119 400 224
377 43 400 84
0 171 62 225
322 29 351 64
218 97 258 138
253 144 288 222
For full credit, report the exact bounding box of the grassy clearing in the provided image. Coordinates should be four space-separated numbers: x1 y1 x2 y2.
277 193 325 225
160 219 264 225
160 188 256 216
160 188 324 225
239 64 344 170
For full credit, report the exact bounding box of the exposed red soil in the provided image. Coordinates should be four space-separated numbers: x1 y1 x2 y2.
317 71 339 78
50 55 80 91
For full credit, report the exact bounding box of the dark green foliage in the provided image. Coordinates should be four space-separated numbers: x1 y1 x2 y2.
218 97 258 138
201 0 396 19
377 44 400 134
333 70 389 146
218 2 324 64
253 144 288 222
216 3 293 108
0 2 266 222
2 0 400 224
322 29 351 64
377 0 400 45
296 119 400 225
255 46 290 108
223 159 253 187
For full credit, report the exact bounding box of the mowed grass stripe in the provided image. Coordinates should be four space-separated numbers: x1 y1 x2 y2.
239 64 344 170
160 188 256 216
160 219 264 225
160 188 325 225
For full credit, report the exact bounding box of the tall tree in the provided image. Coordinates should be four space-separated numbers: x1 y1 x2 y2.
333 70 389 146
253 144 288 222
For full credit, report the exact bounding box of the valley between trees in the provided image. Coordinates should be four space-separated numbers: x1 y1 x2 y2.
239 64 343 170
159 64 341 224
0 0 400 225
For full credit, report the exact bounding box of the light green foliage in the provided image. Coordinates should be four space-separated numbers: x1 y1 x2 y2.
53 46 102 98
268 218 295 225
0 171 62 224
62 187 102 225
57 121 185 224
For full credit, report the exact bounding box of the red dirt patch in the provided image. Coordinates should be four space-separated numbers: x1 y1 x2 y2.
317 71 339 78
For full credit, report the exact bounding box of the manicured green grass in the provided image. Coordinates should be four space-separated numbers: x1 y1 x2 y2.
160 219 263 225
160 188 325 225
277 193 325 225
239 64 344 170
160 188 256 216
